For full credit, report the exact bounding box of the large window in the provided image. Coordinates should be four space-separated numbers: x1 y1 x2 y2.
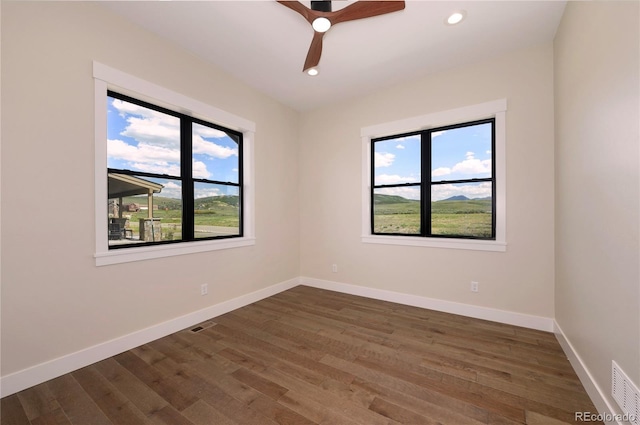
361 99 506 252
94 62 255 266
107 91 243 248
372 119 495 239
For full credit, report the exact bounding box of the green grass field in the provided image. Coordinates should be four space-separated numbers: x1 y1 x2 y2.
112 195 240 241
373 195 493 237
111 193 492 242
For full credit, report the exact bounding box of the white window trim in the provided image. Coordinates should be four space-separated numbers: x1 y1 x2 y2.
93 61 256 266
361 99 507 252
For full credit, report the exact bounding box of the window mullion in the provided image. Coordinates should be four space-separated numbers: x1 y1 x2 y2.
181 118 194 241
421 130 431 237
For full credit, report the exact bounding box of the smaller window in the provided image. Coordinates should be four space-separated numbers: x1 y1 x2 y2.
361 99 506 252
372 119 495 240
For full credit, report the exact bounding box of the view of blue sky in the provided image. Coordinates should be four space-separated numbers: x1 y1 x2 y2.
107 96 239 200
374 122 492 201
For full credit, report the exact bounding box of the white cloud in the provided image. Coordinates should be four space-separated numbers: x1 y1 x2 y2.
158 181 182 199
108 139 179 163
193 124 228 139
452 157 492 175
395 144 405 150
432 167 451 177
193 135 237 159
122 116 180 149
111 99 181 149
111 99 157 119
431 152 491 179
376 174 418 184
192 160 211 179
108 139 139 159
108 139 218 179
376 186 420 200
195 187 222 199
432 130 447 138
130 162 181 176
111 100 237 161
374 152 395 168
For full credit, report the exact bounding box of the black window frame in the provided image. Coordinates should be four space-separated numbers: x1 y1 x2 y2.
107 90 243 249
371 118 496 240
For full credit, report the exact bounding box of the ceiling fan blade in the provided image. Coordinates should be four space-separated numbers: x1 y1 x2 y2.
330 1 405 25
303 31 324 72
276 1 317 25
278 0 405 73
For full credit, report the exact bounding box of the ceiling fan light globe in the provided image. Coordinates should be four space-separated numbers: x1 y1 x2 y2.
446 11 466 25
307 67 319 76
312 17 331 33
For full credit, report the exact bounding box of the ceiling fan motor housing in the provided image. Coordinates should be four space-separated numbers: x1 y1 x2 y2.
311 1 332 12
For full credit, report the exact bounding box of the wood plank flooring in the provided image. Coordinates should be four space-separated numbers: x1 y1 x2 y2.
1 286 602 425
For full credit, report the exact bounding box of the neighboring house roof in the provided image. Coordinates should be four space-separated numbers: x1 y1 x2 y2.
108 173 164 198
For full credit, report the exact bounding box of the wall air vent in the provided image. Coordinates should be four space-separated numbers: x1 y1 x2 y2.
612 361 640 425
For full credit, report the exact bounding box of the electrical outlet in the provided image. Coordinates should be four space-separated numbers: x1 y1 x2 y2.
201 284 208 296
471 281 479 292
332 264 338 273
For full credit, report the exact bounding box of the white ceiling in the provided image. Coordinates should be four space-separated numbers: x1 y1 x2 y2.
101 0 567 112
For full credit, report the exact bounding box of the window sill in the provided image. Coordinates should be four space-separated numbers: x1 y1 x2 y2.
95 237 256 266
362 235 506 252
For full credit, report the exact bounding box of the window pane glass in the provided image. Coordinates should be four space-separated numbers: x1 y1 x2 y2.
373 187 421 234
108 174 183 246
107 96 181 176
194 183 240 238
193 123 240 183
373 135 420 186
431 182 492 237
431 122 492 182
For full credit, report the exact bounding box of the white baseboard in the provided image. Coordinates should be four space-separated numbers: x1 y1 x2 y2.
300 277 555 332
0 277 300 398
553 321 623 425
0 276 557 398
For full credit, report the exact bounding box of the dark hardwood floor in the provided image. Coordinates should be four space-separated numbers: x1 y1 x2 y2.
1 286 602 425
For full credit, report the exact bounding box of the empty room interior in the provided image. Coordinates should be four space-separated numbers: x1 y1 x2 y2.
1 1 639 424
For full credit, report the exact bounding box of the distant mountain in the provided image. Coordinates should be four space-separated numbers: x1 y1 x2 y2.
374 193 491 204
123 195 239 210
194 195 240 209
439 195 493 202
373 194 419 204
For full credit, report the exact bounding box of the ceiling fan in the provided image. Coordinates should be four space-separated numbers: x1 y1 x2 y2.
277 0 405 75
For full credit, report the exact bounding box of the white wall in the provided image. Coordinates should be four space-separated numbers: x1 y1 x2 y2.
554 0 640 410
1 2 300 377
299 43 556 319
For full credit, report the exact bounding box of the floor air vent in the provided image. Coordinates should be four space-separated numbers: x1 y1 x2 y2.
189 320 217 333
612 361 640 425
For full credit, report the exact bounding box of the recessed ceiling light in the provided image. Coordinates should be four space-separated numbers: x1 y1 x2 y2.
446 10 466 25
307 67 319 76
312 17 331 33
